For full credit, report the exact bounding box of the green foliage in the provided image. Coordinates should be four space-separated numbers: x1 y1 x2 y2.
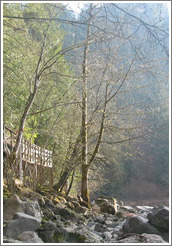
23 115 38 143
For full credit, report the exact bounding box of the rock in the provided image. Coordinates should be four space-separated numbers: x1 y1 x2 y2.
3 195 42 221
71 201 80 207
44 197 55 208
100 202 116 214
4 212 41 239
122 215 160 235
17 231 43 243
66 225 104 243
105 220 113 226
24 200 42 221
94 214 105 224
59 207 86 222
118 233 167 243
57 196 67 204
103 231 112 240
74 206 88 214
66 201 75 209
53 196 61 204
42 207 57 221
38 220 65 243
94 223 106 233
95 198 109 206
3 236 26 243
120 206 136 213
147 206 169 231
117 200 124 206
136 206 154 213
87 221 96 231
91 205 100 213
3 195 24 221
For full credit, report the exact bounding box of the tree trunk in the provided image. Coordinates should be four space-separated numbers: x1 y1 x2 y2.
13 87 39 156
81 164 89 203
66 168 75 196
53 130 82 191
81 4 93 203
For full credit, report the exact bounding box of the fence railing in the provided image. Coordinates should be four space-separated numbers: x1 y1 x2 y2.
3 126 53 168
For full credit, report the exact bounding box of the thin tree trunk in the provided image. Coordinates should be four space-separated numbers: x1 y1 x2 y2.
81 164 89 203
66 168 76 196
13 85 39 156
12 19 52 159
81 4 93 203
53 131 82 191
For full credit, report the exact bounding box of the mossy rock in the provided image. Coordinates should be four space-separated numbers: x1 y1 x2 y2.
59 207 86 222
3 188 12 199
57 196 67 204
36 185 53 195
53 196 61 204
53 232 66 243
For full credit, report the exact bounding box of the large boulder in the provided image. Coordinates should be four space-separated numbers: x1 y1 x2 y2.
147 206 169 231
17 231 43 243
120 206 136 213
74 206 88 214
38 220 65 243
66 225 104 243
4 212 41 239
100 202 116 214
3 236 26 243
122 215 160 235
117 233 167 243
59 207 86 222
3 195 24 221
136 206 154 213
95 198 109 206
3 195 42 221
95 197 118 214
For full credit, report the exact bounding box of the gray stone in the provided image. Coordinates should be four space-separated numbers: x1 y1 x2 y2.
118 233 167 243
66 225 104 243
87 221 96 231
4 212 41 239
74 206 88 214
3 195 42 221
17 231 43 243
136 205 154 212
3 236 26 243
94 223 106 233
94 214 105 224
38 220 64 243
3 195 25 221
24 200 42 221
100 202 116 214
147 206 169 231
103 231 112 240
59 207 86 222
120 206 136 213
95 198 109 206
105 220 113 226
122 215 160 235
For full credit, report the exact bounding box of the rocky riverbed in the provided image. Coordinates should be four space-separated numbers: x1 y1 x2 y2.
3 187 169 243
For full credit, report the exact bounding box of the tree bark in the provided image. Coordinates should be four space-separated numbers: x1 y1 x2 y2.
53 131 82 191
81 4 93 203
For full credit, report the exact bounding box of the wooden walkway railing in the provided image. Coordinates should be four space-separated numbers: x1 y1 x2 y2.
3 126 53 168
3 125 53 188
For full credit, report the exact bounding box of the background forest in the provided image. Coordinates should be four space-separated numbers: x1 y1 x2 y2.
3 2 169 203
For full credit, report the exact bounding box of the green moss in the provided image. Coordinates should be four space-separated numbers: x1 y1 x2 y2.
76 234 86 243
53 232 65 243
